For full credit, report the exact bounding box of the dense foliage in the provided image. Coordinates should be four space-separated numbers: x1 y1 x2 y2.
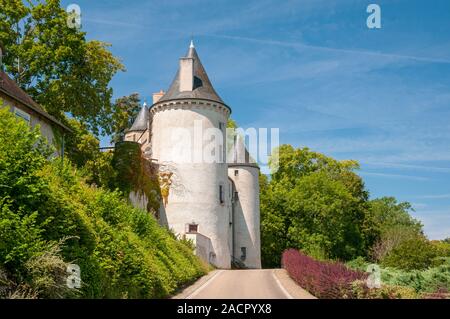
0 107 207 298
264 145 448 298
261 145 371 266
260 144 430 271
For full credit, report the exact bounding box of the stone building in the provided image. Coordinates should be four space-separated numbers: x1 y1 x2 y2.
124 41 261 269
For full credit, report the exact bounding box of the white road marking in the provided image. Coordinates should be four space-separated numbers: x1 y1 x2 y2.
185 270 224 299
271 269 294 299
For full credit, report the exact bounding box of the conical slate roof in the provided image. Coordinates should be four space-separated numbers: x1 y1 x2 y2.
157 42 226 106
129 104 148 131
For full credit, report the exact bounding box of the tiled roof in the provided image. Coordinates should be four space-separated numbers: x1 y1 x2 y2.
0 71 71 132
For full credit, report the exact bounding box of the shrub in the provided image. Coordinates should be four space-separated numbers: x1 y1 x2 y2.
381 237 437 270
345 256 369 271
380 263 450 293
431 240 450 257
282 249 367 298
351 280 418 299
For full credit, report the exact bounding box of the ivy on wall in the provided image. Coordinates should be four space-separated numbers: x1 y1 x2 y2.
111 141 161 214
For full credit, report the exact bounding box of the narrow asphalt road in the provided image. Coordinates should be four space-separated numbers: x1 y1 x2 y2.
178 269 315 299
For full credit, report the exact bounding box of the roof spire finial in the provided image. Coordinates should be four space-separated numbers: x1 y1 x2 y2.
189 36 194 49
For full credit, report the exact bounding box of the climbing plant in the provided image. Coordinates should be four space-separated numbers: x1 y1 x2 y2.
111 141 161 214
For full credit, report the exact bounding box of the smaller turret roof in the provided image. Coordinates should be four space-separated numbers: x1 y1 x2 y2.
128 103 148 132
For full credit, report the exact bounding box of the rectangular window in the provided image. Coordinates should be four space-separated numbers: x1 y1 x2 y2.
234 169 239 176
14 107 30 124
188 224 198 233
219 184 224 204
241 247 247 261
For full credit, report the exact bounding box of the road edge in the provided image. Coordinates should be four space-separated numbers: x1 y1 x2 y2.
272 269 317 299
171 270 223 299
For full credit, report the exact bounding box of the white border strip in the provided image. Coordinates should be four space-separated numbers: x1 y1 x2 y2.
185 270 224 299
271 269 294 299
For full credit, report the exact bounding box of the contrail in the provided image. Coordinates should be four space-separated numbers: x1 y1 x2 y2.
200 33 450 65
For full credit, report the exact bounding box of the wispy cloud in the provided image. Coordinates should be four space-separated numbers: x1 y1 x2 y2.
200 33 450 65
358 171 429 181
362 162 450 173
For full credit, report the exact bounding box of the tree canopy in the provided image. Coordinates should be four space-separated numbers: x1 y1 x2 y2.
260 144 425 267
0 0 124 134
261 145 370 266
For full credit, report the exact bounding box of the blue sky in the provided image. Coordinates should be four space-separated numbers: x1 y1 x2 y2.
61 0 450 239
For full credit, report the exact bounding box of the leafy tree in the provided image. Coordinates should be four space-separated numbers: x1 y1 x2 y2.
0 0 124 134
110 93 141 143
368 197 422 235
368 197 423 262
260 145 371 266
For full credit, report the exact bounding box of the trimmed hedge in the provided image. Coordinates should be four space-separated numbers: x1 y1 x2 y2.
282 249 367 298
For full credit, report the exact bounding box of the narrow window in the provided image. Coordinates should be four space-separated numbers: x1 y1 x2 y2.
219 184 224 204
234 169 239 176
240 247 247 261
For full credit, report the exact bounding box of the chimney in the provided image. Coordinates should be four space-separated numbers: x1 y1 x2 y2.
179 57 194 92
152 90 165 104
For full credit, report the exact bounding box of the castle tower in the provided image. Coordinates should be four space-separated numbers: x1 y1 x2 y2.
149 41 232 268
228 137 261 268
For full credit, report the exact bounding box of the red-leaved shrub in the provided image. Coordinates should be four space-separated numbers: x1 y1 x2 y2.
282 249 368 298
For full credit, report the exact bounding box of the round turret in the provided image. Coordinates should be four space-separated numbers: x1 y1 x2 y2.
149 42 232 268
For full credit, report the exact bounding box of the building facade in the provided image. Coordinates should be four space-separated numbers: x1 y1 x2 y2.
124 42 261 269
0 70 70 154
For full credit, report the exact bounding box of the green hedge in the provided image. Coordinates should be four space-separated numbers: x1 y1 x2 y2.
0 107 207 298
